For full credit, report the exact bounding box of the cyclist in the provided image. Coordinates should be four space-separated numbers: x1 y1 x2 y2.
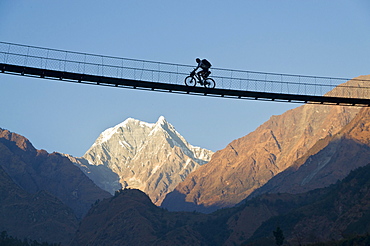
193 58 212 84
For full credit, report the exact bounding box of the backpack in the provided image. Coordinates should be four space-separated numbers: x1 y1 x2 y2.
201 59 212 68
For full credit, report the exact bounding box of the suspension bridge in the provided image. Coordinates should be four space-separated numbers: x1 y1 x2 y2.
1 41 369 107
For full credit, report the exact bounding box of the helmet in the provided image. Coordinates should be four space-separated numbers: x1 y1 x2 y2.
196 58 200 63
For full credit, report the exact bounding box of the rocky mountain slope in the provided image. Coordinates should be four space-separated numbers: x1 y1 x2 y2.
72 116 213 205
71 162 370 245
240 162 370 245
250 107 370 198
70 188 231 246
162 76 368 212
0 128 111 219
0 164 78 245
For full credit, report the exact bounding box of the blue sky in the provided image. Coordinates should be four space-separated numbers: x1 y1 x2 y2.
1 1 370 156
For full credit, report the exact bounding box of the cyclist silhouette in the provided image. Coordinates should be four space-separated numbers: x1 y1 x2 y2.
193 58 212 84
185 58 216 88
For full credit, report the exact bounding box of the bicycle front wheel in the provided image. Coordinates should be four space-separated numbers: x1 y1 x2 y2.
204 78 216 89
185 76 197 86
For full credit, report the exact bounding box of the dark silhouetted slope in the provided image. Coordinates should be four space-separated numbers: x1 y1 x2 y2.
0 164 78 245
71 162 370 245
0 128 111 219
241 162 370 245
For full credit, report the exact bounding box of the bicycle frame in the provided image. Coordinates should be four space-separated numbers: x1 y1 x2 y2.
192 70 206 84
185 69 215 89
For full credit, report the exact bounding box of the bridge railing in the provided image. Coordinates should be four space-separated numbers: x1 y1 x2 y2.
1 41 369 99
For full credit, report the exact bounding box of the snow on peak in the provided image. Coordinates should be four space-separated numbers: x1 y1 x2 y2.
94 119 135 145
95 117 166 145
91 116 212 162
123 118 155 128
85 116 213 169
97 126 117 144
156 116 167 125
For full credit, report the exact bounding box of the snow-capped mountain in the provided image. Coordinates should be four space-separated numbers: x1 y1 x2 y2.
73 116 213 205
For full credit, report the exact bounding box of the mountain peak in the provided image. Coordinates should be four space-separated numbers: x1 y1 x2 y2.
156 115 167 125
95 117 156 146
81 117 213 205
121 117 154 128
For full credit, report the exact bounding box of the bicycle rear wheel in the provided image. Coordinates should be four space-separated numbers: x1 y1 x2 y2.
185 76 197 86
204 78 216 89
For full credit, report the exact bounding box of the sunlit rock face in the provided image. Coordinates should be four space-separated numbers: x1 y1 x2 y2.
249 106 370 198
163 76 369 213
80 116 213 205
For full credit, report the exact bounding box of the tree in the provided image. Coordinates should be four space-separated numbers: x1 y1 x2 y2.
273 226 285 246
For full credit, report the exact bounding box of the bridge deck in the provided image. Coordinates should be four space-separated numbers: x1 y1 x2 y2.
1 42 369 106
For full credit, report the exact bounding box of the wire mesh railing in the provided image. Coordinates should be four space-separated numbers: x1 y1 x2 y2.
1 41 369 99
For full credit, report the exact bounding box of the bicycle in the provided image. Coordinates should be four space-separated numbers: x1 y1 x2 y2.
184 70 216 89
